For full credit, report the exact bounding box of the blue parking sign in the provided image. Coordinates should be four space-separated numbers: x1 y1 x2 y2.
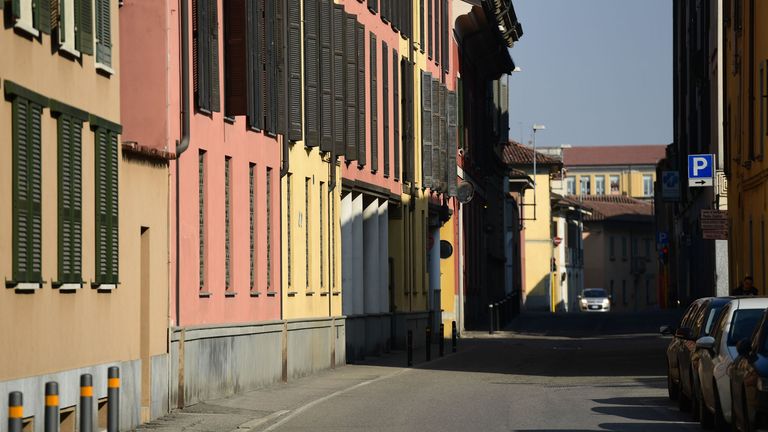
688 154 714 187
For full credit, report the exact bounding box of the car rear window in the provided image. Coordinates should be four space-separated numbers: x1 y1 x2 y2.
584 289 606 298
728 309 764 346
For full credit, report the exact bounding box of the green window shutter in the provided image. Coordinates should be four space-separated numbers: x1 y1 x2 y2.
392 52 399 181
287 0 302 141
75 0 94 55
96 0 111 66
382 41 389 176
194 0 211 111
58 116 73 283
344 13 357 161
246 0 264 130
356 22 365 166
108 131 118 284
431 78 440 190
95 128 118 284
447 91 457 196
29 102 43 283
331 4 345 156
275 0 286 134
209 0 220 112
12 0 20 20
303 0 319 147
37 0 53 34
264 0 278 133
71 119 83 281
369 33 377 172
319 0 333 152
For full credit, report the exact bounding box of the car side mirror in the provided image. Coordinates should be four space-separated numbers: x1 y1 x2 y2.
696 336 716 351
660 325 674 336
577 295 582 300
737 339 753 357
675 327 692 340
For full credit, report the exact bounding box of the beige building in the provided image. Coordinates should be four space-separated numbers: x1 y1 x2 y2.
0 1 169 429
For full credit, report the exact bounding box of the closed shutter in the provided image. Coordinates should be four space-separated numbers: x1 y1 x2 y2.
194 0 211 111
392 51 399 181
265 0 277 133
380 0 388 23
369 33 378 172
58 116 83 283
431 78 440 190
442 0 448 73
246 0 264 130
356 22 366 166
421 72 432 187
419 0 424 51
368 0 377 13
304 0 319 146
209 0 220 112
275 0 286 134
37 0 52 33
344 13 358 161
382 42 389 177
401 59 412 183
225 0 247 116
12 99 43 283
332 4 345 156
439 83 447 190
434 0 439 65
319 0 333 152
75 0 93 55
95 0 111 66
390 0 398 31
426 0 432 59
287 0 302 141
447 91 457 196
95 128 119 284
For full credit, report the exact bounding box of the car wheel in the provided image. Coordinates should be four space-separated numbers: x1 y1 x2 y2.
713 383 728 432
668 367 679 401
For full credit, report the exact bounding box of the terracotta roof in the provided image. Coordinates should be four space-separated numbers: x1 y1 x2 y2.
552 194 592 211
574 195 654 223
562 145 666 167
500 141 561 166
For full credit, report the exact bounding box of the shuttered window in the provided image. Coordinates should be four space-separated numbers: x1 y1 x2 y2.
194 0 221 113
380 0 388 23
419 0 424 52
382 42 390 177
95 0 111 66
369 33 378 172
305 177 311 288
11 95 44 285
319 0 333 152
392 50 400 181
344 13 358 161
434 0 439 65
441 0 448 73
225 156 232 291
75 0 93 54
225 0 247 117
421 72 432 187
286 173 292 287
438 83 447 191
93 123 119 286
12 0 53 34
246 0 264 130
266 167 272 289
447 90 457 196
401 59 413 183
332 4 345 156
427 0 432 59
287 0 303 141
249 163 256 291
356 23 366 166
367 0 377 13
304 0 320 147
54 110 85 285
265 0 279 132
431 78 440 191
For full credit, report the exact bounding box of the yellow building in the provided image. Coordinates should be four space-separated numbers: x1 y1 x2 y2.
557 145 666 201
0 0 170 428
724 0 768 292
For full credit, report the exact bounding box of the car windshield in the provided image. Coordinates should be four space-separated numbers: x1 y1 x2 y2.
583 289 607 298
728 309 764 346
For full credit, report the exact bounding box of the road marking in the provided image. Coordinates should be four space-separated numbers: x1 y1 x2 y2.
232 410 289 431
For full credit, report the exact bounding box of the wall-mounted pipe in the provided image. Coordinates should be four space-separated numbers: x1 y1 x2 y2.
175 0 191 327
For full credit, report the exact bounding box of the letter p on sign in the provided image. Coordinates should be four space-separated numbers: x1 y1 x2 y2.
688 154 714 187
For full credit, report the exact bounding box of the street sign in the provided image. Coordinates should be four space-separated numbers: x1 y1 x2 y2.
701 209 728 220
701 209 728 240
703 230 728 240
688 154 715 187
657 231 669 246
662 171 680 201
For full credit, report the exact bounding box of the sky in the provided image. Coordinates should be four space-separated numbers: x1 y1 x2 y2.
507 0 673 148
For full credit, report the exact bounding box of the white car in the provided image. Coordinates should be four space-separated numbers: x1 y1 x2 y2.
695 297 768 428
578 288 611 312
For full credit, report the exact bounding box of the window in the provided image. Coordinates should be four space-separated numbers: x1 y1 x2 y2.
344 13 358 161
56 0 80 55
595 175 605 195
305 177 311 289
223 0 247 117
566 176 576 195
303 0 319 146
356 23 366 165
382 42 390 177
610 175 620 194
643 174 653 197
393 50 400 180
609 236 615 261
287 173 292 288
427 0 432 59
93 121 120 286
54 107 86 287
199 151 206 291
370 33 378 172
193 0 221 113
421 72 432 186
319 182 325 288
94 0 112 68
622 237 628 261
330 188 335 290
419 0 424 52
579 176 591 195
225 156 232 292
266 167 272 290
249 163 256 292
9 89 45 287
11 0 51 36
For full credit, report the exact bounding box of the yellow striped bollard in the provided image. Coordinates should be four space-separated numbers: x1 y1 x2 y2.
80 374 93 432
45 382 59 432
8 391 23 432
107 367 119 432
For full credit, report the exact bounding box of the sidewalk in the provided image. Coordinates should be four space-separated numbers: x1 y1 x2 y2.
136 342 457 432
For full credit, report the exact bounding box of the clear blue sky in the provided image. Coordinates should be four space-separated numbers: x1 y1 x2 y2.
507 0 673 148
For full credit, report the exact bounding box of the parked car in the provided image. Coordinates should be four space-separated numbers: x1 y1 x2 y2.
661 297 732 419
695 298 768 429
578 288 611 312
730 308 768 432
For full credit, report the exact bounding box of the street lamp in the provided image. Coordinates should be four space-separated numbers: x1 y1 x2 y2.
532 124 546 187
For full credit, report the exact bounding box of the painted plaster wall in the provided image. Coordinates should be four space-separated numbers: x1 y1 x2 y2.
521 173 553 309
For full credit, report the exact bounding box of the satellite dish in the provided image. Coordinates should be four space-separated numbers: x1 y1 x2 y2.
456 181 474 204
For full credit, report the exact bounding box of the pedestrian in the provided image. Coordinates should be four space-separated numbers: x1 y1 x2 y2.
732 276 758 296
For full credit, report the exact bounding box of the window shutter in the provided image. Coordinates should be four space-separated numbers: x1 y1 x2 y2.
368 0 377 13
287 0 303 141
58 116 73 283
457 78 464 150
71 119 83 281
434 0 439 65
431 78 440 190
332 4 345 156
442 0 448 73
304 0 319 147
319 0 333 152
38 0 52 33
356 22 366 166
50 0 59 34
382 42 389 177
275 0 286 134
265 0 277 133
225 0 247 116
95 0 111 65
392 51 399 181
76 0 94 55
427 0 432 59
447 91 457 196
419 0 424 51
344 13 358 161
421 72 432 187
246 0 264 129
439 83 447 191
209 0 221 112
194 0 211 111
108 131 119 284
380 0 388 23
96 130 108 282
29 102 43 282
390 0 398 31
369 33 378 172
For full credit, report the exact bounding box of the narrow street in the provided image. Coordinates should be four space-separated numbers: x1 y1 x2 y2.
139 311 695 432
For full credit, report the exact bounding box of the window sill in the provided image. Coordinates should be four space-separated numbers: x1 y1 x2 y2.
94 283 117 292
225 291 237 297
199 291 213 298
266 291 277 297
14 21 40 38
6 280 44 292
332 291 341 296
320 291 329 296
53 281 84 291
224 116 236 124
306 291 315 296
250 291 260 297
287 291 298 297
59 44 81 60
95 62 115 76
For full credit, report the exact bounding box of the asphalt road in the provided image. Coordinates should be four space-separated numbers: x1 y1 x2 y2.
264 311 698 432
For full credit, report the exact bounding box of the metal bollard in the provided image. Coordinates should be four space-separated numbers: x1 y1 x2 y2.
8 391 23 432
80 374 93 432
108 367 120 432
495 303 501 332
407 330 413 367
488 304 494 334
451 321 457 353
426 327 432 362
439 323 445 357
45 382 59 432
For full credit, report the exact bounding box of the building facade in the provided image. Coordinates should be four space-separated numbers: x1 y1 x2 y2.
0 0 170 429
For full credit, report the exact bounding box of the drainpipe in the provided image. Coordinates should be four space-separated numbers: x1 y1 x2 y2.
279 0 290 322
175 0 191 328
